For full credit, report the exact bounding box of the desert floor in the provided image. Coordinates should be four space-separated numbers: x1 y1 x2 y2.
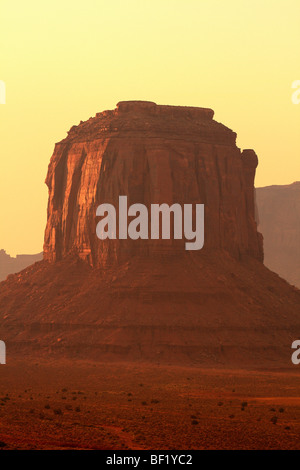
0 360 299 450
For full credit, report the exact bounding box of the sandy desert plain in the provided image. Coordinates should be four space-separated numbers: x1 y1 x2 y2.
0 360 299 450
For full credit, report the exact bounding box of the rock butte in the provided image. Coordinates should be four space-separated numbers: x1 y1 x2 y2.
44 100 263 266
0 101 300 367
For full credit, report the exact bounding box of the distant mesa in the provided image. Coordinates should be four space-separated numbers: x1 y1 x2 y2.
0 249 43 282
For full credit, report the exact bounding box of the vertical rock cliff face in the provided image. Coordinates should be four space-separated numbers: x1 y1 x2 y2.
44 101 263 266
256 182 300 288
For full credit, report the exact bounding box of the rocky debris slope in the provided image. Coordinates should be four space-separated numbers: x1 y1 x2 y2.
0 249 42 282
0 253 299 367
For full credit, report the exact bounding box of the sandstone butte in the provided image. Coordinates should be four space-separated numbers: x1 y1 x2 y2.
0 101 299 368
44 100 263 264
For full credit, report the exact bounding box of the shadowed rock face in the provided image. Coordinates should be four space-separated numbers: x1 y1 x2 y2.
44 101 263 265
256 182 300 288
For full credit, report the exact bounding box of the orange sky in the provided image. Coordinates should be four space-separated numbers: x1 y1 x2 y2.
0 0 299 255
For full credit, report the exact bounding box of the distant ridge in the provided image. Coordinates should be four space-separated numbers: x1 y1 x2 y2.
0 249 43 282
256 182 300 289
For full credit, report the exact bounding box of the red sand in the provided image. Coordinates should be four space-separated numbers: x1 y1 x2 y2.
0 360 300 450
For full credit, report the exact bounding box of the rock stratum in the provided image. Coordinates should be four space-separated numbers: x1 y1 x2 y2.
0 101 299 367
256 182 300 289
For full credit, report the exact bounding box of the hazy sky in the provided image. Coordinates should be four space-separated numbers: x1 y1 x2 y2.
0 0 299 255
